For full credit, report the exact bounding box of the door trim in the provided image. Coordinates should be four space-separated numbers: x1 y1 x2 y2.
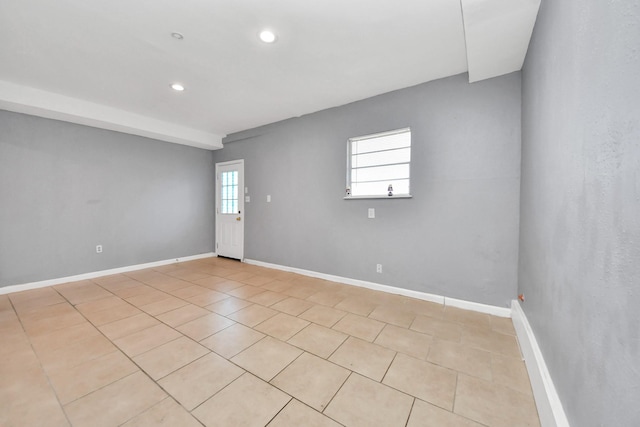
215 159 245 261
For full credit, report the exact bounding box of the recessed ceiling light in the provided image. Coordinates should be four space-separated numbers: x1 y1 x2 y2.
170 83 185 91
171 32 184 40
259 30 277 43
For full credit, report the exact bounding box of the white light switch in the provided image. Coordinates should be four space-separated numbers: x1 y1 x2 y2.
245 196 250 202
267 195 271 202
368 208 375 218
245 187 248 194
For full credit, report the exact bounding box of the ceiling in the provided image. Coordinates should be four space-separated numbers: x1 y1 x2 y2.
0 0 540 150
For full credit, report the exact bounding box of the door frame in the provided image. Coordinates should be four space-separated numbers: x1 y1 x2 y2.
215 159 245 261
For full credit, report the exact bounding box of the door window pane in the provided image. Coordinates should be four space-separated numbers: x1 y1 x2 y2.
221 171 239 214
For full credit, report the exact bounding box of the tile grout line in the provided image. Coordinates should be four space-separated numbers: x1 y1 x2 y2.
6 292 76 427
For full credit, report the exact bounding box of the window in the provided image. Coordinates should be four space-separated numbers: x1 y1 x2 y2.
221 170 239 214
346 127 411 198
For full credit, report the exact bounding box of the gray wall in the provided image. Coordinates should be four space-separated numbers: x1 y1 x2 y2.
215 72 522 307
0 110 215 287
519 0 640 425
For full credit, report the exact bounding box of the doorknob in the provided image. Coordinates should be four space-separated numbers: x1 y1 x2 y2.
236 217 241 221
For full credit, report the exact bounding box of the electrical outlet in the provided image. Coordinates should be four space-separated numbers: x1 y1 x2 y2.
267 195 271 202
376 264 382 273
368 208 375 219
96 245 103 253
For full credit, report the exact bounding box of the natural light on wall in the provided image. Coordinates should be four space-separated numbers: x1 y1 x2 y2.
346 127 412 198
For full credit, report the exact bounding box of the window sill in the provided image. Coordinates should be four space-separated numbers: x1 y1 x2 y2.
344 195 412 200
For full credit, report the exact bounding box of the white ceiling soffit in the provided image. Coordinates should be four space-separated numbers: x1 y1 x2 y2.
461 0 541 83
0 0 538 150
0 80 223 150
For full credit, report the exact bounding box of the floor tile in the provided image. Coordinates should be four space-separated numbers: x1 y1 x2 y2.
81 301 141 326
369 305 415 328
299 305 346 327
329 336 396 381
9 287 65 314
30 322 102 354
231 336 302 381
334 297 378 316
156 304 210 327
185 289 230 307
306 290 346 307
255 312 310 341
454 374 540 427
288 323 348 358
114 323 182 357
427 339 492 381
125 290 172 307
48 350 138 404
407 398 484 427
206 296 253 315
64 371 167 427
260 280 294 293
243 275 276 287
461 325 522 357
404 299 445 319
267 399 341 427
332 313 385 342
200 323 266 358
226 284 266 299
98 312 160 340
375 324 432 360
491 316 517 336
159 352 244 410
248 290 289 306
225 271 255 282
176 312 235 341
383 353 457 410
121 397 202 427
55 282 113 305
20 303 87 337
283 284 321 299
0 262 540 427
192 275 228 289
271 297 315 316
138 297 189 316
205 279 246 293
324 373 413 427
491 353 533 395
133 336 209 380
410 315 462 342
227 304 278 327
38 334 116 374
168 285 211 299
272 352 349 411
0 350 70 427
193 373 291 427
75 295 131 314
443 306 491 329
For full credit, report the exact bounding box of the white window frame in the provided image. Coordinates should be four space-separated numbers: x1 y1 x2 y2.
345 127 413 199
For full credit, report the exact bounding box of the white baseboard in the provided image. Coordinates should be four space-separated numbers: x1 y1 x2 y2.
511 300 570 427
244 258 511 318
0 252 216 295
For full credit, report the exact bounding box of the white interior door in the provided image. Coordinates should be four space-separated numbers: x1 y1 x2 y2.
215 160 244 260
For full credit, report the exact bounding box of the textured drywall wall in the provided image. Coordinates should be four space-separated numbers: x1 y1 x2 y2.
0 110 215 287
215 72 522 307
519 0 640 425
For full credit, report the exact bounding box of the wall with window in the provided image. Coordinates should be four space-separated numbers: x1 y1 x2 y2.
214 72 521 307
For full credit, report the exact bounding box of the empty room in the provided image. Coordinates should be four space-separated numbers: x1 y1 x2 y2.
0 0 637 426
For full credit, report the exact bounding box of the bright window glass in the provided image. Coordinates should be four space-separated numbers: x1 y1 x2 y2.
221 171 239 214
348 128 411 197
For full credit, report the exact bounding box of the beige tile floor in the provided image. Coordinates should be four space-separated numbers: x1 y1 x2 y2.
0 257 540 427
